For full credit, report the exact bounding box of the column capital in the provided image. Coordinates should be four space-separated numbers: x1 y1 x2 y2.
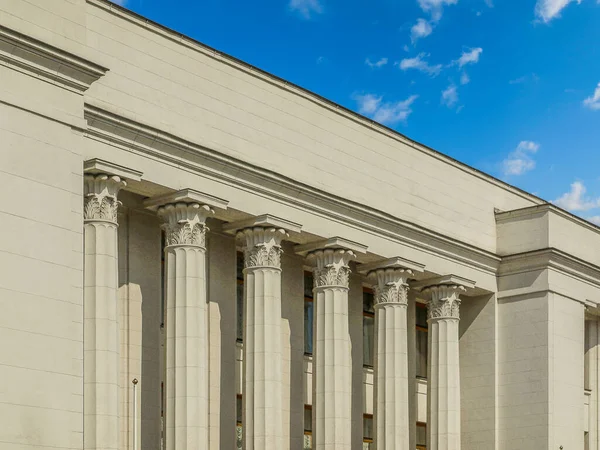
84 174 127 222
83 159 143 223
360 257 425 306
415 275 475 321
224 214 302 269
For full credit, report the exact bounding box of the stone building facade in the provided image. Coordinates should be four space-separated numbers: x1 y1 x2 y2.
1 1 600 449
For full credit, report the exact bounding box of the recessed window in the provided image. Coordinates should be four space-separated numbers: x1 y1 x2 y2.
363 414 374 449
417 422 427 449
304 272 314 355
304 405 312 449
416 303 428 379
236 252 244 342
236 394 243 450
363 289 375 367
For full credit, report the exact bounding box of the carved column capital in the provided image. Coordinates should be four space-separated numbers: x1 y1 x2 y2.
308 248 356 289
158 202 214 248
84 173 127 223
421 284 465 320
369 268 412 306
238 227 287 269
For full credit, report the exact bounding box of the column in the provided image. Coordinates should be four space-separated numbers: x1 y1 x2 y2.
224 215 302 450
419 280 466 450
145 189 228 450
83 159 141 450
296 237 367 450
360 258 424 450
585 315 599 450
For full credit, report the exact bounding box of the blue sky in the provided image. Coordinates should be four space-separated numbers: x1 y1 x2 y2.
115 0 600 222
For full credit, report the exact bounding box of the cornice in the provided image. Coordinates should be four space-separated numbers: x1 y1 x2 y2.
83 103 502 275
0 24 107 93
495 203 600 235
498 248 600 288
86 0 543 206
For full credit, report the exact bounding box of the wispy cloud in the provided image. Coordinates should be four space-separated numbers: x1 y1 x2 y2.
354 93 418 125
411 19 433 42
289 0 323 19
417 0 458 21
586 216 600 226
509 73 540 84
365 57 389 69
398 53 442 76
316 56 325 64
554 181 600 211
583 82 600 110
460 72 470 85
454 47 483 68
502 141 540 176
441 84 458 107
535 0 581 23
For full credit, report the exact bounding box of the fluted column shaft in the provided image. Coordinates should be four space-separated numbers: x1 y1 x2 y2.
160 202 213 450
309 248 355 450
423 285 464 450
370 268 412 450
83 174 126 450
240 227 286 450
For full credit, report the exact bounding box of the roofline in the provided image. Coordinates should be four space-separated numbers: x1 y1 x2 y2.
87 0 546 205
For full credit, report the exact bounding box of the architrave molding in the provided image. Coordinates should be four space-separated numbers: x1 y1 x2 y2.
0 24 108 94
83 104 502 276
499 248 600 290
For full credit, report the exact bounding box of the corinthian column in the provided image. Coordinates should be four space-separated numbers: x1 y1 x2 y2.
296 237 367 450
224 215 302 450
145 189 228 450
83 159 141 450
417 276 473 450
360 258 424 450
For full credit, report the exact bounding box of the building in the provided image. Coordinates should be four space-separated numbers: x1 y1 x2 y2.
1 1 600 449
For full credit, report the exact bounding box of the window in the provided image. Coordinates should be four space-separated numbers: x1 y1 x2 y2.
363 289 375 367
417 422 427 449
236 395 243 450
304 405 312 449
236 252 244 342
304 272 314 355
416 303 428 379
363 414 373 449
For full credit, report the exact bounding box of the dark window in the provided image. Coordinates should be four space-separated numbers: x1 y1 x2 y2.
236 395 243 450
416 303 428 378
236 252 244 342
304 272 314 355
363 414 374 448
363 290 375 367
417 422 427 449
304 405 312 449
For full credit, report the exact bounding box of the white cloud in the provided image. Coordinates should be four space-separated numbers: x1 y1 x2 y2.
502 141 540 176
316 56 325 64
460 72 470 85
554 181 600 211
289 0 323 18
398 53 442 76
535 0 581 23
411 19 433 42
365 57 389 69
454 47 483 68
583 82 600 110
355 93 419 125
484 0 494 6
441 85 459 108
417 0 458 21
